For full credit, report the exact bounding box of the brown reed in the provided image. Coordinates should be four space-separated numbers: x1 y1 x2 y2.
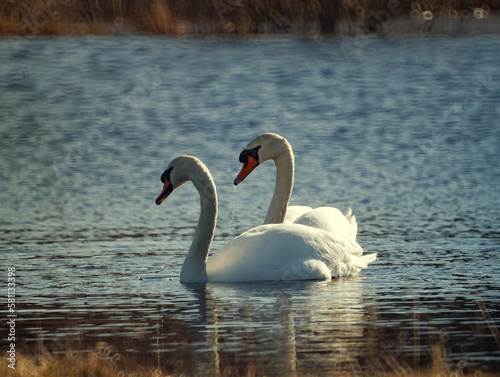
1 341 499 377
0 0 499 37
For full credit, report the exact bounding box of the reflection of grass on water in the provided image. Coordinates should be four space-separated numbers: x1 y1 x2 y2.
1 342 499 377
0 0 498 37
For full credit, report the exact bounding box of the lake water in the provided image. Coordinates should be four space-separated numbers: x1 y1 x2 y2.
1 34 500 375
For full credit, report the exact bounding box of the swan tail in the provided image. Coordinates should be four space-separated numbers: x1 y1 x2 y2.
332 252 377 278
360 252 377 267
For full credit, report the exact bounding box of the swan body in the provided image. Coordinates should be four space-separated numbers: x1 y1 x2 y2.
234 133 358 241
282 205 312 223
156 156 376 283
207 223 373 282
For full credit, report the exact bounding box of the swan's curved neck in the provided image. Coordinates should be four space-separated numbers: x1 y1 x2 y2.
264 148 294 224
180 170 217 283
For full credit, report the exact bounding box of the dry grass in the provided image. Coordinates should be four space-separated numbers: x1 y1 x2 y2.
1 342 499 377
0 0 499 37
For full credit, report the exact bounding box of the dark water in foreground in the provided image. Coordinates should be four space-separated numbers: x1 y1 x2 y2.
1 35 500 375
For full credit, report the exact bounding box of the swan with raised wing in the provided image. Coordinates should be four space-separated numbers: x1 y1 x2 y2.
155 155 376 283
234 133 358 241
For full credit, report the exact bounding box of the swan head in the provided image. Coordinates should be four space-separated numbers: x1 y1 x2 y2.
155 155 208 205
234 133 292 185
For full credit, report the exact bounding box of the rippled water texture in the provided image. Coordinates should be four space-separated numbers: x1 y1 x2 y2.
1 35 500 374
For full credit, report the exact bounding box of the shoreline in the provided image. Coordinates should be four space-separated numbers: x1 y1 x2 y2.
1 4 499 39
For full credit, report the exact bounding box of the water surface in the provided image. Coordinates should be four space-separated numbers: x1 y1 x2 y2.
1 35 499 375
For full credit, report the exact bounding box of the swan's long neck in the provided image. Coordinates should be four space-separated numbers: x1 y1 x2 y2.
264 148 294 224
180 168 217 283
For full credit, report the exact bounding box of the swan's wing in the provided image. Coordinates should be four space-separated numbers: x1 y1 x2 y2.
293 206 358 241
206 224 373 282
307 229 376 277
342 207 358 241
283 205 313 224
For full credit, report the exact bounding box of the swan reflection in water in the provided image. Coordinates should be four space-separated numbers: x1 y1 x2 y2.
162 276 378 376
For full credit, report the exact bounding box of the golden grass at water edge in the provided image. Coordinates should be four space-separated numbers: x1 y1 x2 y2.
1 342 500 377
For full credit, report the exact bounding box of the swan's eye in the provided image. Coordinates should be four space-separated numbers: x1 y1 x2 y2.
239 146 261 165
160 167 173 183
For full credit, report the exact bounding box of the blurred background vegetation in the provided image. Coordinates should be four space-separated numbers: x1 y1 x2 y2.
0 0 499 37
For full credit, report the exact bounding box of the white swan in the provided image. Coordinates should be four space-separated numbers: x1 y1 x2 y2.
234 133 358 241
156 155 376 283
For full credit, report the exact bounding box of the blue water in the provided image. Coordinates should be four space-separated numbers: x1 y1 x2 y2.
1 35 500 375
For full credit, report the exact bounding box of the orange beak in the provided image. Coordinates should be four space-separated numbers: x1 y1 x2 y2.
234 155 258 186
155 179 173 205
